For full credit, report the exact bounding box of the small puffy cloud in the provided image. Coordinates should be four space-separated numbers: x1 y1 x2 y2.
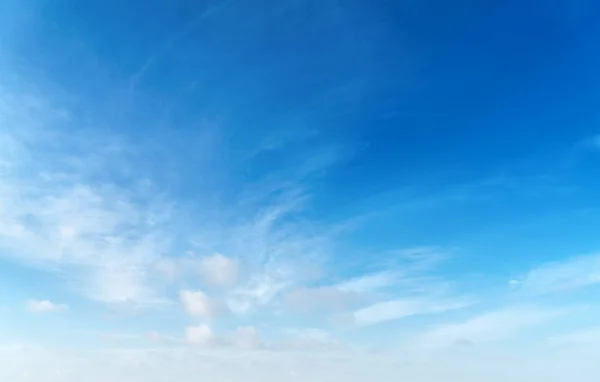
185 324 213 346
179 290 225 318
26 300 69 313
198 253 239 287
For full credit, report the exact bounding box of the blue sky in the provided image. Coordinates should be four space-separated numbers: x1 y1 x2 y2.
2 0 600 380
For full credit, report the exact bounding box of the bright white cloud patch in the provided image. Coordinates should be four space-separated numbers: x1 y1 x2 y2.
198 253 239 287
179 290 224 318
185 324 214 346
26 300 68 313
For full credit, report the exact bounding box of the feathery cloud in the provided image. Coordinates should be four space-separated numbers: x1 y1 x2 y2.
511 253 600 295
412 306 568 349
353 297 473 327
26 300 68 313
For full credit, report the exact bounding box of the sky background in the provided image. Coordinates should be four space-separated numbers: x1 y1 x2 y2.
1 0 600 381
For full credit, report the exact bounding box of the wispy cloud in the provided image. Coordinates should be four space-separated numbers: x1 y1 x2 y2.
129 0 236 91
26 300 69 313
0 87 339 313
411 306 568 350
336 271 400 294
353 297 473 327
510 253 600 295
0 88 175 308
0 174 173 305
336 247 452 295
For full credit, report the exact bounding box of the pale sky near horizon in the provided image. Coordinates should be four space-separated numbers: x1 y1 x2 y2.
2 0 600 380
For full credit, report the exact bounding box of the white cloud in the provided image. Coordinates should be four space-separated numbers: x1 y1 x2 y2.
0 85 342 321
0 115 337 318
198 253 238 287
412 306 567 350
512 253 600 295
336 271 399 293
226 272 290 315
334 248 453 298
0 157 172 306
353 297 473 326
185 324 214 346
179 290 224 319
284 286 362 313
26 300 68 313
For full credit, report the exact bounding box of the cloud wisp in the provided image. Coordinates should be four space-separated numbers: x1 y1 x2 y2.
26 300 69 313
510 253 600 295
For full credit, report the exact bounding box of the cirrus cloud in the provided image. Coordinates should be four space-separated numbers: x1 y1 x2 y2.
26 300 69 313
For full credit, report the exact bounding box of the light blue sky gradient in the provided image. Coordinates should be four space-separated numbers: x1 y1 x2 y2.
1 0 600 380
